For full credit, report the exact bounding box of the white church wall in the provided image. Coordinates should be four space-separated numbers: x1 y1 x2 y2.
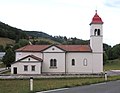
42 52 65 74
43 46 64 53
16 52 42 61
90 37 103 53
66 52 93 74
11 62 41 74
92 53 103 73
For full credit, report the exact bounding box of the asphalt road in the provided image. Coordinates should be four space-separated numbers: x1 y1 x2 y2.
39 80 120 93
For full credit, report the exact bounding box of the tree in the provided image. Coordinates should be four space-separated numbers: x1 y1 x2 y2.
18 39 29 47
13 43 20 50
103 52 108 65
2 48 15 67
103 43 112 60
112 44 120 59
0 45 4 52
106 48 113 60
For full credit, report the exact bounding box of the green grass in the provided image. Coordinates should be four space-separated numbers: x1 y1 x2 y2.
0 79 29 93
34 77 105 92
0 59 120 93
0 75 120 93
1 76 120 93
104 59 120 71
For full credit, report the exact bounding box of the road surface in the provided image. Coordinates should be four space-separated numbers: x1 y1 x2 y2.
38 80 120 93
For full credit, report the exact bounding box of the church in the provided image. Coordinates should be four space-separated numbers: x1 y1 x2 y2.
11 11 104 75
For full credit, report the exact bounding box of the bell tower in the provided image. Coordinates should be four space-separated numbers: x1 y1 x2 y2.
90 10 104 73
90 10 103 53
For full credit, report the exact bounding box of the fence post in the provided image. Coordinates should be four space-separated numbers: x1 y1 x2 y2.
105 72 107 81
30 77 33 91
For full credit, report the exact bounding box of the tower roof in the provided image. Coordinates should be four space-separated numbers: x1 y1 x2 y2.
90 10 103 25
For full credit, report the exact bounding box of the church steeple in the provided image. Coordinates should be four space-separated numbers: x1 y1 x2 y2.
90 10 103 25
89 10 104 73
90 10 103 53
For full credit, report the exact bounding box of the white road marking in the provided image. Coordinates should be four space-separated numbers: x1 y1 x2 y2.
36 88 69 93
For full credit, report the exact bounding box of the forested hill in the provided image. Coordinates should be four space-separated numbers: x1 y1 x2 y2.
0 21 27 41
0 21 88 45
25 31 89 45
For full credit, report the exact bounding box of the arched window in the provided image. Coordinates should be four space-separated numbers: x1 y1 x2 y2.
50 59 53 67
83 59 87 66
97 29 100 35
94 29 98 36
50 59 57 68
72 59 75 66
54 59 57 67
94 29 100 36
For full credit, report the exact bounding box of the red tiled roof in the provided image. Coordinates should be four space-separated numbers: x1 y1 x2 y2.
57 45 91 52
16 45 49 52
90 10 103 25
16 45 92 52
17 55 43 62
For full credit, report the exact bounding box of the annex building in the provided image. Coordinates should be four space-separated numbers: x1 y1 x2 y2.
11 11 104 75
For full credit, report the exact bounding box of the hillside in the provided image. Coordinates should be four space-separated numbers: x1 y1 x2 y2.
25 31 53 39
25 31 89 45
0 21 89 45
0 37 15 46
0 21 27 41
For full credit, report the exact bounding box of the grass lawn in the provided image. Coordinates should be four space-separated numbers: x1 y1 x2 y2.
0 76 120 93
104 59 120 71
0 59 120 93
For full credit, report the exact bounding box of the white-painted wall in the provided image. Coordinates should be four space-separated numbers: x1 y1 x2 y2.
66 52 93 74
11 57 42 74
43 46 64 53
92 53 103 73
90 37 103 53
11 62 41 74
16 52 42 61
42 52 66 74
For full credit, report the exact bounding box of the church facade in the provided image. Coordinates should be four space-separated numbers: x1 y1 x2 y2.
11 11 104 75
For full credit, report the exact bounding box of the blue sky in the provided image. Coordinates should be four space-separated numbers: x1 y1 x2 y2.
0 0 120 46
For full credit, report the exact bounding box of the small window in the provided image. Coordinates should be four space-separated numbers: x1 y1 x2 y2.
83 59 87 66
50 59 57 68
31 65 35 71
28 58 30 61
52 48 55 50
72 59 75 66
24 65 28 71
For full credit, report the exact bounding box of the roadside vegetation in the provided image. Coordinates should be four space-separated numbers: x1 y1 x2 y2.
0 76 120 93
104 59 120 71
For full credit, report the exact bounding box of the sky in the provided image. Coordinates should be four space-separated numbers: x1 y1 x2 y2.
0 0 120 46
